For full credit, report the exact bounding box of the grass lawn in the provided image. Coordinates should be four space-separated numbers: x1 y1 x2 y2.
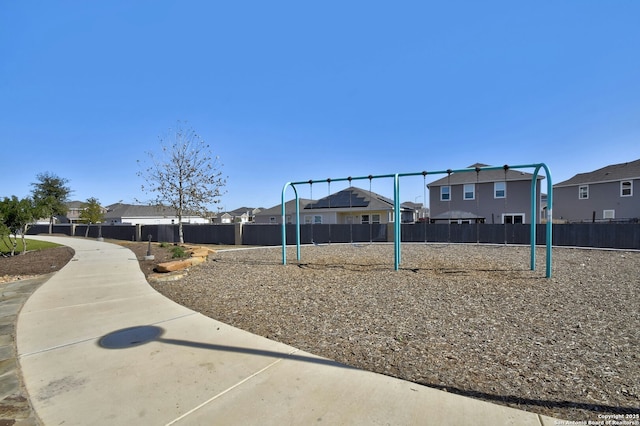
0 238 61 255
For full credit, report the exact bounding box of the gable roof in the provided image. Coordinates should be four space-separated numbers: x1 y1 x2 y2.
256 199 315 216
554 159 640 187
430 210 484 220
226 207 261 216
305 186 413 211
427 163 543 187
66 200 88 209
104 203 203 219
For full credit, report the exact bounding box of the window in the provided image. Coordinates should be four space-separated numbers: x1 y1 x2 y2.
362 214 381 224
494 182 506 199
579 185 589 199
440 186 450 201
305 215 322 224
503 214 524 224
269 216 277 224
463 184 475 200
603 210 615 219
621 180 633 197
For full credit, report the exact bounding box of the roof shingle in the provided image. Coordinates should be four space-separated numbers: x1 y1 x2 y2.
554 159 640 187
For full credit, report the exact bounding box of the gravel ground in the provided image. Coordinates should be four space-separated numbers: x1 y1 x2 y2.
150 243 640 422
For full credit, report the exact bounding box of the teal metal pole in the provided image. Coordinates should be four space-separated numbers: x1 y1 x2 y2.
394 173 400 270
543 164 553 278
281 183 301 265
281 183 290 265
530 166 540 271
527 163 553 278
290 173 397 187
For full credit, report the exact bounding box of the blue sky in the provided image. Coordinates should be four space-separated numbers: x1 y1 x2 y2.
1 1 639 211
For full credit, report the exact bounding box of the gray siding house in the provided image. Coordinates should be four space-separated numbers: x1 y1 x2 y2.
553 159 640 222
427 163 544 224
254 187 415 225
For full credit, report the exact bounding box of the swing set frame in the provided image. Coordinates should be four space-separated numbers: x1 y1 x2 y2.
281 163 554 277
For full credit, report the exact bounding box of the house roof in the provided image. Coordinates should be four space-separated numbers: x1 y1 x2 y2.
430 210 485 220
554 158 640 187
104 203 201 219
226 207 261 216
66 200 88 208
426 163 543 187
304 186 413 211
256 199 315 216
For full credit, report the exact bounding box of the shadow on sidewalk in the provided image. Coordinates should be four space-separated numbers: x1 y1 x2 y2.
98 325 358 370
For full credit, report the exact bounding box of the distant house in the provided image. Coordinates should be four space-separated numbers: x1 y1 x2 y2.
213 207 262 224
50 200 108 224
254 198 314 224
403 201 430 222
64 201 88 223
553 159 640 222
427 163 544 224
103 203 210 225
254 187 415 225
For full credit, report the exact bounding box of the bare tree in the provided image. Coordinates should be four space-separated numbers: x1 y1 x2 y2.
138 122 226 244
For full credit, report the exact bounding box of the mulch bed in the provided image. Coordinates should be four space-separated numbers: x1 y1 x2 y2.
0 246 75 283
149 243 640 422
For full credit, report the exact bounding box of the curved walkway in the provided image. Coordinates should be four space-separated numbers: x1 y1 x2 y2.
17 236 561 425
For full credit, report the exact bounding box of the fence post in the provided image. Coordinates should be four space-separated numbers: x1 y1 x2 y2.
386 223 394 243
234 223 243 245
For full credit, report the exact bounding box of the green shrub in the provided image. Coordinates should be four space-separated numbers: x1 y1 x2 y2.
170 245 187 259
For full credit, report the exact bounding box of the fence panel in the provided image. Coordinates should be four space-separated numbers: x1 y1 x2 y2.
25 222 640 250
182 224 236 245
243 224 282 246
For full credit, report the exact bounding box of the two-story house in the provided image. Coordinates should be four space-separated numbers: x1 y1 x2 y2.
553 159 640 222
60 200 108 224
427 163 544 224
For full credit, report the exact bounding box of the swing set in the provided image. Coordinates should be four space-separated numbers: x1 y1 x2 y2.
307 176 377 247
281 163 554 277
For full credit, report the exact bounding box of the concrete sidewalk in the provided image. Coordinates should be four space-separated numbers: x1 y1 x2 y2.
17 236 561 425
